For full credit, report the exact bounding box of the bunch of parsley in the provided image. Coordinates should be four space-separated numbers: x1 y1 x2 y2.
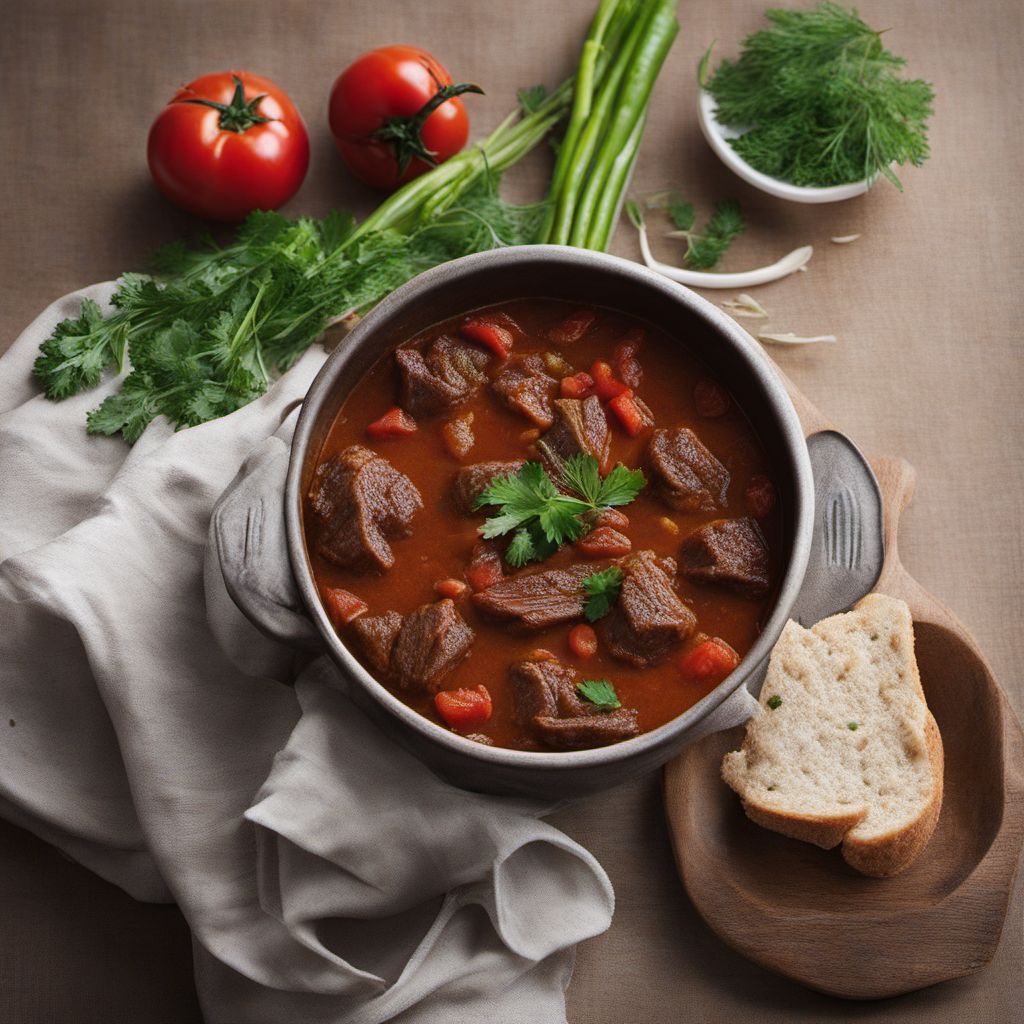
33 179 546 443
475 455 645 568
704 3 934 189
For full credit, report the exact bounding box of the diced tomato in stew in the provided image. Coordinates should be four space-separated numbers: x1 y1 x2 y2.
461 316 515 360
435 685 493 730
590 361 631 401
466 559 504 593
435 578 469 600
366 406 417 439
575 525 632 558
693 379 730 418
678 638 741 686
560 371 596 399
549 308 597 346
568 624 598 659
608 393 648 437
323 587 368 627
746 474 777 518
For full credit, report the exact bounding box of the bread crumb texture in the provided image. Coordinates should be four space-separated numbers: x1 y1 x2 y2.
721 594 943 875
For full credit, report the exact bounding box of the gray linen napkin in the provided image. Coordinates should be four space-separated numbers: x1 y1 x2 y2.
0 285 614 1023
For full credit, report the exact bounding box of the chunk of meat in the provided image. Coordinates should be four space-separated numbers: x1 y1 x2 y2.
647 427 730 512
396 335 490 416
679 517 770 599
601 550 697 667
349 610 403 676
471 564 594 630
390 599 475 693
451 460 525 515
492 354 558 428
537 396 611 475
308 446 423 572
509 657 639 750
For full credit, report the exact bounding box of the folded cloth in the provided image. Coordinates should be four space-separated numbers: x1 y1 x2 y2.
0 286 614 1023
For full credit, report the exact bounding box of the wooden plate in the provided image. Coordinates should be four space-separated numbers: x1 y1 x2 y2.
663 383 1024 999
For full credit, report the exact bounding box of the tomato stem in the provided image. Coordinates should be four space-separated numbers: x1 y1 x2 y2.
179 74 273 133
373 82 484 176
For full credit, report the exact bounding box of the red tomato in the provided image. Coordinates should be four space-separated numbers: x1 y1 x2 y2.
434 578 468 600
460 316 515 360
575 526 632 558
435 685 493 730
560 372 596 399
678 638 740 686
590 361 632 401
328 46 481 190
322 587 368 627
568 624 599 659
147 72 309 221
366 406 417 439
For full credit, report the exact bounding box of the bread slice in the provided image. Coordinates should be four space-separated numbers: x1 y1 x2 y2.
721 594 943 877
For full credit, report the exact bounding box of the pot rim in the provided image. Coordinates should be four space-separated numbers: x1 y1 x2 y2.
286 244 813 771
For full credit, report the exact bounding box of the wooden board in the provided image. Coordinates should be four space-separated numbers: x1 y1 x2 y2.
663 375 1024 999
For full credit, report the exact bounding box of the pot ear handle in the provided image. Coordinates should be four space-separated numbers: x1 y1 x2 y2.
209 436 322 649
682 684 761 747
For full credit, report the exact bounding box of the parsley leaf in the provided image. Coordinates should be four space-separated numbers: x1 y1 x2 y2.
577 679 622 712
583 566 624 622
476 457 645 567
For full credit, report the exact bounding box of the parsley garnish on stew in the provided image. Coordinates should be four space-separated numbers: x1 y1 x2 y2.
583 566 624 622
576 679 622 712
475 455 645 568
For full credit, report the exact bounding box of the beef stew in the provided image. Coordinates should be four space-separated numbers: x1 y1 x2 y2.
303 299 782 752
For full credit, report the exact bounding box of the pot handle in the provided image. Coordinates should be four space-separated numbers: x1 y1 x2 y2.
210 435 322 649
688 428 887 741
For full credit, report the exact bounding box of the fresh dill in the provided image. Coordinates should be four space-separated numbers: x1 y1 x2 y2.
705 3 934 189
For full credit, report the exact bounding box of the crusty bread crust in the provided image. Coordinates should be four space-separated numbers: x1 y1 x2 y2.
841 711 944 877
721 594 944 877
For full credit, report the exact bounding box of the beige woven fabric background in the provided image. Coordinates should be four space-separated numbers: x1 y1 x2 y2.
1 1 1021 1021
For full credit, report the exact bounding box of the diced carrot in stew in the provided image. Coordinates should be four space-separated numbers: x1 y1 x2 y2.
366 406 417 439
613 330 644 389
434 578 468 600
442 412 475 459
608 393 648 437
693 379 730 418
568 624 598 659
560 371 596 399
549 308 597 345
323 587 368 627
461 317 515 359
678 638 740 685
575 525 632 558
435 685 493 730
590 361 632 401
746 474 777 518
595 507 629 530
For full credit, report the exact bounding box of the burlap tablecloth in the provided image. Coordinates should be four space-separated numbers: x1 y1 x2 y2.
1 1 1021 1021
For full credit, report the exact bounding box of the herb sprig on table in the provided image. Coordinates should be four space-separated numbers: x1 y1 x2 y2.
704 2 934 189
475 456 645 568
655 191 745 270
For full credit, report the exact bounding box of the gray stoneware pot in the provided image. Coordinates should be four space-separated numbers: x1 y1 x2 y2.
274 245 830 800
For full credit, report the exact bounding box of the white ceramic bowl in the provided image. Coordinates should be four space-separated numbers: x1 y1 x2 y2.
698 91 873 204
